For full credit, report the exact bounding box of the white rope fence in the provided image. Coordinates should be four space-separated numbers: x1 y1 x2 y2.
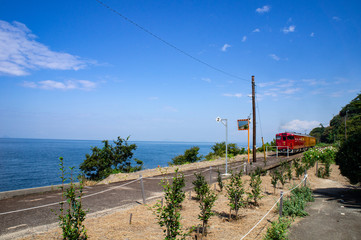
239 173 308 240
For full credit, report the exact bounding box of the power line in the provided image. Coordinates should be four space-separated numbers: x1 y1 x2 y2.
95 0 249 82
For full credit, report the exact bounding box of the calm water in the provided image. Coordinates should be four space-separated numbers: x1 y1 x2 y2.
0 138 221 192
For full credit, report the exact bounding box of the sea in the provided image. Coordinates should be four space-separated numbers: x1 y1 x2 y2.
0 138 245 192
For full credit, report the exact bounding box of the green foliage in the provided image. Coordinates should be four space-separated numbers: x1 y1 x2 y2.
216 168 223 191
196 178 217 236
209 142 245 158
263 217 291 240
335 134 361 184
270 170 278 193
55 157 87 240
248 173 263 205
302 147 337 178
225 171 245 219
171 146 202 165
79 136 143 181
192 173 209 201
293 159 305 179
310 93 361 143
279 186 314 218
152 169 186 239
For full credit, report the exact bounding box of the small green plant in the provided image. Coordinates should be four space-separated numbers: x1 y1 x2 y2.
192 173 209 200
270 170 278 194
216 168 223 191
55 157 88 240
263 217 291 240
277 170 286 188
286 163 292 181
198 185 217 236
225 171 245 219
248 172 263 205
279 186 314 218
152 169 186 239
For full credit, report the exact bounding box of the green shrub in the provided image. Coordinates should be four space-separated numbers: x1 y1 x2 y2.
263 217 291 240
170 146 202 165
197 181 217 236
80 136 143 181
335 134 361 184
55 157 88 240
209 142 245 157
225 171 245 219
152 169 186 239
192 173 209 201
216 168 223 191
279 186 314 218
248 173 263 205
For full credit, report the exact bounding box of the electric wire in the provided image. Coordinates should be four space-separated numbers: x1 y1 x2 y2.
95 0 249 82
255 85 264 140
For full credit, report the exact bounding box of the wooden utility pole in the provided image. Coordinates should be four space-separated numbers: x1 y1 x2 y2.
252 76 256 163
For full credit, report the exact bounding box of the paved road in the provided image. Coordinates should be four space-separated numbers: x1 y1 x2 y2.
289 181 361 240
0 154 295 239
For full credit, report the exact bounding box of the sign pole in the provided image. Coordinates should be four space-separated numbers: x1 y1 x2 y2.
248 120 250 163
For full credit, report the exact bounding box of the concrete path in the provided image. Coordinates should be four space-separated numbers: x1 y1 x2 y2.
289 180 361 240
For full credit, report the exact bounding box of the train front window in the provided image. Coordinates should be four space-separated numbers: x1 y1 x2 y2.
276 136 282 140
287 136 294 140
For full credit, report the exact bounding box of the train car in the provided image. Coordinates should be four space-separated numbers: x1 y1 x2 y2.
276 132 316 153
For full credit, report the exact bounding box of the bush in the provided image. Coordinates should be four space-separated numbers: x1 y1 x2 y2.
225 171 245 219
209 142 245 158
170 146 202 165
192 173 209 201
335 134 361 184
54 157 87 239
248 172 263 205
279 186 314 218
152 169 186 239
263 217 291 240
80 136 143 181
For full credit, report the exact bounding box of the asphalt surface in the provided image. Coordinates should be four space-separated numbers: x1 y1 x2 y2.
0 154 295 239
289 183 361 240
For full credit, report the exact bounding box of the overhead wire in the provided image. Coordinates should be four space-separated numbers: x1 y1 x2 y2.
95 0 249 82
255 85 264 140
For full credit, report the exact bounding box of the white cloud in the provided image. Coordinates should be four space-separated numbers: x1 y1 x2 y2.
310 32 315 37
221 44 231 52
223 93 242 98
280 119 320 133
21 80 96 90
269 54 280 61
281 88 300 94
0 20 92 76
242 36 247 42
282 25 296 33
252 28 260 33
256 5 271 14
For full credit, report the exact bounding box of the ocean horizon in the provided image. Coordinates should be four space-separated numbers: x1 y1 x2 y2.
0 138 248 192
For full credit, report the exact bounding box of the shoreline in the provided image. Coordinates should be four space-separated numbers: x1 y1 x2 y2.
0 152 267 200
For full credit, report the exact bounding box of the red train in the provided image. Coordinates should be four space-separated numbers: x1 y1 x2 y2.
276 132 316 153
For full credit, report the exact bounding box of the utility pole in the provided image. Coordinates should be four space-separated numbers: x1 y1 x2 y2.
252 76 256 163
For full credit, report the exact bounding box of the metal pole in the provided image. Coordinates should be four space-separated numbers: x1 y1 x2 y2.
252 76 256 162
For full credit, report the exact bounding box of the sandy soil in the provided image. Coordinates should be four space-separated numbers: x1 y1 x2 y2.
20 161 350 240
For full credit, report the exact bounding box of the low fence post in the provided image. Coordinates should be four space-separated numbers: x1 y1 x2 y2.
279 191 284 217
139 174 146 204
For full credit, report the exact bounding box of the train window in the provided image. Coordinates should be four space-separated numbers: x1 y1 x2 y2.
283 137 286 141
287 136 294 140
276 136 281 140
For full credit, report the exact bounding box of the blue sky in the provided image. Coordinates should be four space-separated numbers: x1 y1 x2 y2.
0 0 360 144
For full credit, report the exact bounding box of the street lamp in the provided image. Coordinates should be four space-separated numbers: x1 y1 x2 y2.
216 116 229 175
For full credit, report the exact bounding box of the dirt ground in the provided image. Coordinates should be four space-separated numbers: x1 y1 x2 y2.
20 162 351 240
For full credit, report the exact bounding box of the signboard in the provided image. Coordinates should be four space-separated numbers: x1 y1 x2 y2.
237 119 249 130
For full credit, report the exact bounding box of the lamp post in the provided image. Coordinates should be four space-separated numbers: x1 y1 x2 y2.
216 117 229 175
